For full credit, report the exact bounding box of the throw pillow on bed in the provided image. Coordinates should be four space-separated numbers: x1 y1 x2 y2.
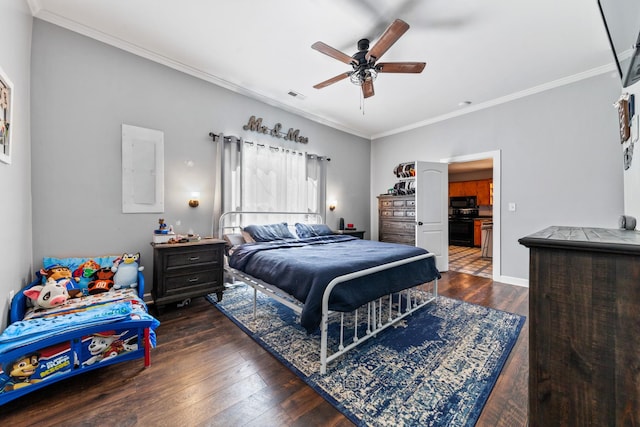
294 223 333 238
243 223 296 242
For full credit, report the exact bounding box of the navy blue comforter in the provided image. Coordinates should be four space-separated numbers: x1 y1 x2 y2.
229 235 441 332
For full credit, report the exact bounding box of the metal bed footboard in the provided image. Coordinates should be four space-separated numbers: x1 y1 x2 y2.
319 252 437 374
226 253 438 374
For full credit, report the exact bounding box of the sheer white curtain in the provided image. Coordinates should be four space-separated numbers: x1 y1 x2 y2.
221 139 325 229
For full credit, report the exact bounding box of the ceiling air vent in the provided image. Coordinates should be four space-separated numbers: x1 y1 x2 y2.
288 90 306 100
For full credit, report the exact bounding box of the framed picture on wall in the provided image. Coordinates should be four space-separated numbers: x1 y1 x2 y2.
0 66 13 165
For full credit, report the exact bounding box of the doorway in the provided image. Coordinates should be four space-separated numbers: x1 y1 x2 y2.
442 150 501 281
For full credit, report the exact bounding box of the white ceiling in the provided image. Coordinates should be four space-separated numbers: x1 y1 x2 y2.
28 0 618 139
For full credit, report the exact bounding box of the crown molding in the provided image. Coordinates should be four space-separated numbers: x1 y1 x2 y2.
30 6 617 142
30 9 370 140
372 63 618 140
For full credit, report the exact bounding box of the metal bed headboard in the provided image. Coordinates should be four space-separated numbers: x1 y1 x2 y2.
218 211 324 238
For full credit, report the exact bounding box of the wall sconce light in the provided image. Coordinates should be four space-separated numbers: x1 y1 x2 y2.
329 200 337 211
188 192 200 208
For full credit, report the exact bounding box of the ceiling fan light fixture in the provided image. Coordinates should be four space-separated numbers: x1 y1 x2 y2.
350 68 378 86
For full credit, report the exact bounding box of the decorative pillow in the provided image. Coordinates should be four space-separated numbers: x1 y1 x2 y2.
43 255 120 272
243 223 296 242
295 223 334 238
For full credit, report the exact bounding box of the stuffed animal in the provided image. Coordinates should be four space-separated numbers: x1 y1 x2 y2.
111 253 143 290
87 267 115 295
24 278 70 310
40 265 83 299
72 260 101 296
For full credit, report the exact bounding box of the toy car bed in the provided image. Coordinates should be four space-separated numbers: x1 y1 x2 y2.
0 254 160 406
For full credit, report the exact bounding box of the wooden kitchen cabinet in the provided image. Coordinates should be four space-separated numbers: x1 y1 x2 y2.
477 179 493 205
449 181 464 197
448 179 493 206
462 181 477 196
473 219 482 247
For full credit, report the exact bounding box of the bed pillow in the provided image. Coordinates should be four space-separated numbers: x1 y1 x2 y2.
223 233 246 256
243 223 296 242
295 223 334 238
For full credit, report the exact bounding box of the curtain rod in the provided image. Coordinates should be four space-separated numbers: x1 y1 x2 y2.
208 131 330 161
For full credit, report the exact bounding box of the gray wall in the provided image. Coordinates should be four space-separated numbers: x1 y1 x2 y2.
30 20 370 291
0 2 33 329
371 73 624 283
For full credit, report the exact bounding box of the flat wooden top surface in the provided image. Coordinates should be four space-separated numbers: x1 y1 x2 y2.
519 226 640 254
151 238 225 249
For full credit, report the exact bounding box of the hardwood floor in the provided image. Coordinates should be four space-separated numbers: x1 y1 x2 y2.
1 272 528 426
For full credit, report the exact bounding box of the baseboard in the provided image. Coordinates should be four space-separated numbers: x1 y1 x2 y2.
495 275 529 288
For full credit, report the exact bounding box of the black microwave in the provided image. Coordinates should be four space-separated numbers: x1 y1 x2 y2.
450 196 477 208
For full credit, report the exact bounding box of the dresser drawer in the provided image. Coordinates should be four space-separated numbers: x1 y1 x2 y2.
380 233 415 245
382 221 415 233
381 209 415 218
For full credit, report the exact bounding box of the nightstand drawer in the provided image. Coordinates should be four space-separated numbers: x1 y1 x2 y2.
163 268 221 294
165 248 221 269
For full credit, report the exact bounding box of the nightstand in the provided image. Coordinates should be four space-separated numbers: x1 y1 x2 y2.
336 229 366 239
151 239 225 308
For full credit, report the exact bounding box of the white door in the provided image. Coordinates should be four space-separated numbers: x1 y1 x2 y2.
415 161 448 271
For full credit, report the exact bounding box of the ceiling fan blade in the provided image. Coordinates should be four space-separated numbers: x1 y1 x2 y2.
311 41 355 65
313 72 351 89
376 62 426 73
365 19 410 62
362 79 375 98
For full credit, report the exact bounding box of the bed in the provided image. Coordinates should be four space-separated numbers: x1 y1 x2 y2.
0 254 160 406
219 212 441 374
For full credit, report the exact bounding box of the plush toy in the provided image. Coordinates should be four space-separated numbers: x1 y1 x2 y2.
24 278 70 310
87 267 115 295
72 260 101 296
111 253 144 290
40 265 83 299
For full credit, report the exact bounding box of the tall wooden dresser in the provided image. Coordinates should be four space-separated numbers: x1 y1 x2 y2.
377 195 415 245
519 226 640 426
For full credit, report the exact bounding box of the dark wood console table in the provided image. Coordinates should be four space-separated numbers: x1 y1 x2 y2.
519 226 640 426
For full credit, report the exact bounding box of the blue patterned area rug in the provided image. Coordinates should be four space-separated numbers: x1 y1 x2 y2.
206 284 524 427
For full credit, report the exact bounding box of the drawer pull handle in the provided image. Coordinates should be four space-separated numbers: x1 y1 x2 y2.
189 256 200 261
188 277 199 282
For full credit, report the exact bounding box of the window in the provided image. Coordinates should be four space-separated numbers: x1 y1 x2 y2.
221 138 327 227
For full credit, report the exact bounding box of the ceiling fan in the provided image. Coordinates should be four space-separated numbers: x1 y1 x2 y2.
311 19 425 98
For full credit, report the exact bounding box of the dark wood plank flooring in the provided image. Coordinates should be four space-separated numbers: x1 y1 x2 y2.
1 271 528 426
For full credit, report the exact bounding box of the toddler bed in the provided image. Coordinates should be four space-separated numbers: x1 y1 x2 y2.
0 254 160 406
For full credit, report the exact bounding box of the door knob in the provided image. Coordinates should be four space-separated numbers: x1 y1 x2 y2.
417 221 423 226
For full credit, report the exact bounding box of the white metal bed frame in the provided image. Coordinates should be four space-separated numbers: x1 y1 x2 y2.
219 211 438 374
